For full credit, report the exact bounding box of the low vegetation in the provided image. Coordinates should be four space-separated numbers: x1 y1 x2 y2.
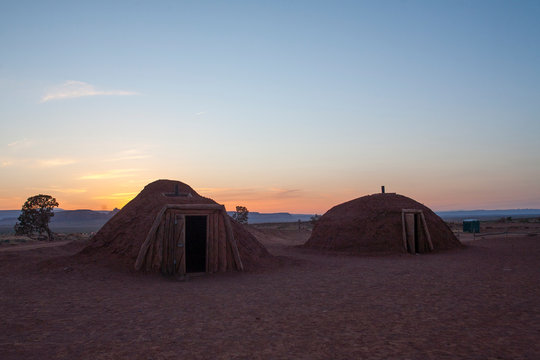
14 194 59 241
232 205 249 224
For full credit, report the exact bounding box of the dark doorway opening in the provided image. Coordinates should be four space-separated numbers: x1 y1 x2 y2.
405 212 417 254
185 215 207 273
403 210 433 254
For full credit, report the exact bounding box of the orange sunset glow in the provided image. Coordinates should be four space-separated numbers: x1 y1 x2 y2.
1 1 538 215
1 3 540 359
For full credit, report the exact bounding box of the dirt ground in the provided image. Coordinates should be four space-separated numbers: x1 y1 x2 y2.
1 223 539 359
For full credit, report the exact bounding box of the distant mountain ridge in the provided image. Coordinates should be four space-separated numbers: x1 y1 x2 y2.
435 209 540 221
0 210 21 220
0 209 118 233
1 208 539 233
227 211 314 224
0 209 312 232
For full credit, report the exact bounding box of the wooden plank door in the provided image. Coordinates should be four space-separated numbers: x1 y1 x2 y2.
173 212 186 275
414 214 426 253
405 213 416 254
402 209 433 254
161 210 185 276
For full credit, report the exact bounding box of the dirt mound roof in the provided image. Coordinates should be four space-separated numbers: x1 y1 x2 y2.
304 193 462 254
80 179 275 272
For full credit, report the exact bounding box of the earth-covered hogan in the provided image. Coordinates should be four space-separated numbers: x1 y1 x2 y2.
80 179 275 274
304 192 462 254
2 197 540 359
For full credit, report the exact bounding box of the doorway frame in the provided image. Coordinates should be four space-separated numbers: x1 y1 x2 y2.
135 203 243 274
401 209 434 253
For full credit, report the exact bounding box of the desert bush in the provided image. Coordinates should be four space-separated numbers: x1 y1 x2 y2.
232 206 249 224
310 214 321 225
14 194 58 241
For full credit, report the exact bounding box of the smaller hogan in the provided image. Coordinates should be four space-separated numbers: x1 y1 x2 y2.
304 193 462 254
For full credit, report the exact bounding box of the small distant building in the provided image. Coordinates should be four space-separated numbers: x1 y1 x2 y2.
463 219 480 233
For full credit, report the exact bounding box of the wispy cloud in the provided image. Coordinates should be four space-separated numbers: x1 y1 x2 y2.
198 187 258 200
40 80 139 103
198 187 305 201
267 188 303 199
195 111 207 116
106 149 150 162
79 169 143 180
0 157 76 168
93 192 137 200
7 138 33 148
28 187 87 194
0 196 24 204
38 158 77 167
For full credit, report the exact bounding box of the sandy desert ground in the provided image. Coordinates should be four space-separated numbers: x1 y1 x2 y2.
1 222 539 360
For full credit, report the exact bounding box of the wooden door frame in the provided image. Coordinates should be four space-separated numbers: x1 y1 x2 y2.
174 212 186 275
135 203 244 273
401 209 434 253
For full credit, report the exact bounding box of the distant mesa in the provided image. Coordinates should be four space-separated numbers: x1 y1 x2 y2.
304 193 462 254
230 212 314 224
79 179 275 275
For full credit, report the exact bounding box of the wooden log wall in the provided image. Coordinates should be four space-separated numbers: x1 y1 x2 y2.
226 237 234 271
223 212 243 271
218 213 227 272
135 204 243 274
419 211 434 251
173 213 185 274
161 211 170 274
401 209 434 254
405 212 416 253
215 214 224 272
207 212 213 273
152 217 164 271
135 206 168 271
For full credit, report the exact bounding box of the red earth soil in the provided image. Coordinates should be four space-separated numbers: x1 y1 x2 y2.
1 229 539 359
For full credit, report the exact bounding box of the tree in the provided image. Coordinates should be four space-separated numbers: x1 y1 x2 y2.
232 206 249 224
14 194 59 241
310 214 321 226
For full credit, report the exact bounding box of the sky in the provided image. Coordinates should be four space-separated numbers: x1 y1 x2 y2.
1 0 539 213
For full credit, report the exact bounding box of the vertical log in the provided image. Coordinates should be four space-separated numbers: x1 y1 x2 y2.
218 214 227 272
173 212 179 274
212 212 219 272
405 213 416 254
226 237 234 271
215 214 224 273
419 211 434 251
175 214 185 275
415 214 427 253
162 211 171 274
168 212 177 275
153 216 165 272
172 212 179 274
223 210 243 271
144 231 154 272
207 213 214 273
401 210 408 253
135 205 167 271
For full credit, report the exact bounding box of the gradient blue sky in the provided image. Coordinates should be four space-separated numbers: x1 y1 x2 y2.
1 0 539 212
